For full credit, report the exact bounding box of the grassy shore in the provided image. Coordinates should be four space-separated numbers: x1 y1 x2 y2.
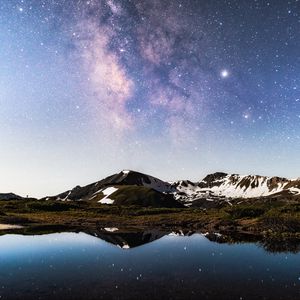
0 198 300 240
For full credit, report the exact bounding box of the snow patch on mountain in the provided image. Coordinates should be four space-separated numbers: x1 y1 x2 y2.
98 187 118 204
289 187 300 195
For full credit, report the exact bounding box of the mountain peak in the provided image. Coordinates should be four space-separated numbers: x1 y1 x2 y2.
201 172 228 183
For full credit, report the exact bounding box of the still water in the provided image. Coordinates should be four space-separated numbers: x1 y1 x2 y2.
0 231 299 300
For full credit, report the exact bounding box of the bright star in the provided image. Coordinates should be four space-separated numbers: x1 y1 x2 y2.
221 69 229 78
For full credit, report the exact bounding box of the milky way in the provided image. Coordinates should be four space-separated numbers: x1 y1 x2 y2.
0 0 299 197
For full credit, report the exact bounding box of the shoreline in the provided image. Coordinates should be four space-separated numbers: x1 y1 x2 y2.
1 198 300 250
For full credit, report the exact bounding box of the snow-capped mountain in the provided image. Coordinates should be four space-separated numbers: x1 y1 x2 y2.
173 172 300 206
43 170 176 201
42 170 300 207
43 170 180 207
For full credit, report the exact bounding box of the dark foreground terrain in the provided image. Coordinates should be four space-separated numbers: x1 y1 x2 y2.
1 197 300 251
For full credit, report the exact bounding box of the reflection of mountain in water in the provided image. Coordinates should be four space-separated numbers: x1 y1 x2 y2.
87 228 195 249
260 238 300 254
2 223 299 253
84 228 300 254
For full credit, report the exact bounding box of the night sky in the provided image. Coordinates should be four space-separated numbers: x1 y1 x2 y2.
0 0 299 197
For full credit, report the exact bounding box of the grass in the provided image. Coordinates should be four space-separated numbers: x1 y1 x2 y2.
226 206 266 219
0 198 300 241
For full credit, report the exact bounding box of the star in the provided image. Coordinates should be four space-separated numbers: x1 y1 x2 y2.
220 69 229 78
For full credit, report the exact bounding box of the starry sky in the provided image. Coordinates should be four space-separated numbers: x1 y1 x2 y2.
0 0 299 197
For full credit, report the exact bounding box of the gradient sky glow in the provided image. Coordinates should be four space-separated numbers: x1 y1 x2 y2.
0 0 299 198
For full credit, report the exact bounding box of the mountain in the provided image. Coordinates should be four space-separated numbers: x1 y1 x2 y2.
0 193 23 200
38 170 300 208
174 172 300 206
43 170 182 208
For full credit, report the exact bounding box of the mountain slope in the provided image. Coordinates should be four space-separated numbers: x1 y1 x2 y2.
43 170 181 208
41 170 300 208
0 193 24 200
91 185 183 208
174 173 300 206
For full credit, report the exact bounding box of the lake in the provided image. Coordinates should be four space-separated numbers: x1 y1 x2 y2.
0 230 299 300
